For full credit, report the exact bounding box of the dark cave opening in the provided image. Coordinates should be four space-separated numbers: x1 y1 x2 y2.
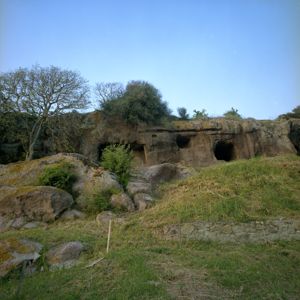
176 135 191 149
214 141 234 161
98 143 112 161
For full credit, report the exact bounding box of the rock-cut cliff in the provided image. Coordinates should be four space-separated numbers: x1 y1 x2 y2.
80 112 299 167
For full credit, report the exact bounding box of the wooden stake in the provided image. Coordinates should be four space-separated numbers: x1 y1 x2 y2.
106 219 112 254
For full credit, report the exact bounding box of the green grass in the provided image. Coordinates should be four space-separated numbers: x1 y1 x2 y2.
1 155 300 299
143 155 300 227
1 217 299 299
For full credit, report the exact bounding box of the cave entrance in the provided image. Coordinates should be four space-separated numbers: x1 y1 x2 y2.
98 143 112 161
214 141 234 161
176 135 191 149
130 142 146 164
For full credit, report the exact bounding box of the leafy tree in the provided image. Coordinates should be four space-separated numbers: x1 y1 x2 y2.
0 65 90 160
177 107 189 120
101 144 133 187
193 109 209 120
223 107 242 119
278 105 300 119
95 82 124 106
100 80 171 125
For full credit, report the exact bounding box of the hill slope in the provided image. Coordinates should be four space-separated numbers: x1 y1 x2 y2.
142 155 300 227
1 155 299 299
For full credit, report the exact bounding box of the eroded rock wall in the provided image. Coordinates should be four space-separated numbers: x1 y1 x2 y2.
80 112 297 167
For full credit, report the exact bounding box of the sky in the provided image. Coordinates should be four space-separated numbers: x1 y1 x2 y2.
0 0 299 119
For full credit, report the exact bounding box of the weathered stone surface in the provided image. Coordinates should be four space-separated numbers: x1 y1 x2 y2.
133 193 153 211
80 113 297 167
23 221 47 229
127 181 152 196
96 211 116 226
110 193 135 212
163 219 300 243
0 186 73 222
46 241 84 268
60 209 86 221
143 163 188 187
0 238 42 278
10 217 27 229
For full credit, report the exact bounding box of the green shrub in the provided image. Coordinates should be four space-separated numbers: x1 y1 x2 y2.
39 162 76 194
223 107 242 119
85 188 119 213
101 144 133 187
193 109 209 120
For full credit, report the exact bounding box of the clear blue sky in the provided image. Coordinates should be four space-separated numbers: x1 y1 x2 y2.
1 0 299 119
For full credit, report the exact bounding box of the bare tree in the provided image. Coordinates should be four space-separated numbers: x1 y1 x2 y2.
0 65 90 160
95 82 124 107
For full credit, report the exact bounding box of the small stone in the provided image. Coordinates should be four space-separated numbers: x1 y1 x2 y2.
23 222 47 229
96 211 116 226
60 209 86 221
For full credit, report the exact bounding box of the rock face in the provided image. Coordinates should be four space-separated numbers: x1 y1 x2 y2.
80 113 297 167
0 186 73 222
0 238 42 278
46 241 84 269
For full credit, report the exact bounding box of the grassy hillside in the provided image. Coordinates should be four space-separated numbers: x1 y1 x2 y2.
1 155 300 299
143 155 300 227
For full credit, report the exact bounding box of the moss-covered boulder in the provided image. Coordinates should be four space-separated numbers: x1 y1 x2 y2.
0 186 73 223
0 238 42 278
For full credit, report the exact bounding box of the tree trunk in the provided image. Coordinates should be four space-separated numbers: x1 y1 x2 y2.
25 119 44 161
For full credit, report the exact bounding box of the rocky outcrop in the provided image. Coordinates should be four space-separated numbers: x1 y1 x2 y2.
80 113 297 167
0 186 73 223
0 153 123 213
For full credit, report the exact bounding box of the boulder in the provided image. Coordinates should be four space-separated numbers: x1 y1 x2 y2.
133 193 153 211
110 193 135 212
0 153 122 200
127 180 152 196
0 238 42 278
46 241 84 269
143 163 188 187
0 186 73 222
